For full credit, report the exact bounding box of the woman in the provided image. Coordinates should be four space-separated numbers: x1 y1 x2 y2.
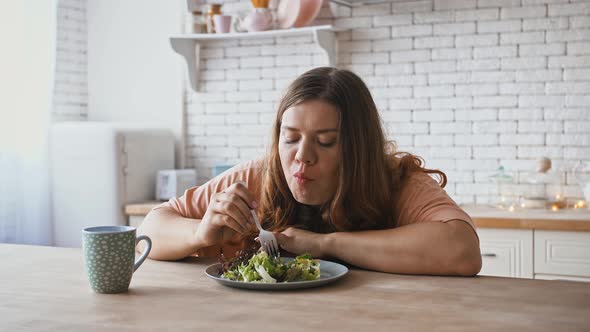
138 67 481 276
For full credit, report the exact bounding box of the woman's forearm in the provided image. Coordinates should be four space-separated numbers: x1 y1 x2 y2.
321 220 481 276
137 207 202 261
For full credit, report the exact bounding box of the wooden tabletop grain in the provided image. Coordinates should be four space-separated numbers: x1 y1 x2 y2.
2 244 589 331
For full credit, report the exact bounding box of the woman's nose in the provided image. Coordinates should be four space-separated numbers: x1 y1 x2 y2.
295 141 316 165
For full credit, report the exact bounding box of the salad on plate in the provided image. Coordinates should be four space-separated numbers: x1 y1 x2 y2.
220 249 320 283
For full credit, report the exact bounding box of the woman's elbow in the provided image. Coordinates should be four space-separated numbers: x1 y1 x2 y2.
136 210 158 242
447 221 482 277
138 206 174 237
454 246 482 277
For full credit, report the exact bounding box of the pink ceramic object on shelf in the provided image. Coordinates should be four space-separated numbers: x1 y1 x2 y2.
277 0 323 29
244 8 273 32
213 15 232 33
244 0 274 32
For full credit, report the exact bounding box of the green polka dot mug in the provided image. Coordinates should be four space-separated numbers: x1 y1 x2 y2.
82 226 152 294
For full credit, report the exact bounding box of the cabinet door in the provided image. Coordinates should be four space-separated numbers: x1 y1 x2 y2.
477 228 534 278
534 230 590 278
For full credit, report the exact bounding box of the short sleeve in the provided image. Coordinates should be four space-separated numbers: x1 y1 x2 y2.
154 159 263 220
395 172 478 239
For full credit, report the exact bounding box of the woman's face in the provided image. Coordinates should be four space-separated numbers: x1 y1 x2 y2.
279 100 341 206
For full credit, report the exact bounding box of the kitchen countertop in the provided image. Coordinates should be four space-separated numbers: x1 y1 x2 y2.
125 202 590 231
2 243 589 331
125 201 162 216
461 205 590 231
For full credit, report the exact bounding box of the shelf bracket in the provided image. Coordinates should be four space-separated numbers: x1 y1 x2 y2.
170 38 201 92
313 29 336 67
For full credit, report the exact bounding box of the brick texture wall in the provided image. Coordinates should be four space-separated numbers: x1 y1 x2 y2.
188 0 590 205
53 0 88 121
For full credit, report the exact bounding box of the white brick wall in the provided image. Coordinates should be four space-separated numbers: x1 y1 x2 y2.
186 0 590 205
53 0 87 121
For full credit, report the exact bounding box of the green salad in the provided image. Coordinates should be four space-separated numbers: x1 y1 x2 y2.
221 251 320 283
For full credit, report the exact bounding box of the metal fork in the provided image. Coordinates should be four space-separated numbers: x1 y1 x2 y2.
250 210 280 259
235 181 280 258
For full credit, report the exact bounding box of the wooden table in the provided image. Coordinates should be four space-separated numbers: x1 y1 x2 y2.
2 244 589 331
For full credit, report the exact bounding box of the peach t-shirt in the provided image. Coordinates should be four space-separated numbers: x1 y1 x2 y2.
154 159 477 257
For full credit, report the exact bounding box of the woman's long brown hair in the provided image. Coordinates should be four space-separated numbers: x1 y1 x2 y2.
257 67 447 233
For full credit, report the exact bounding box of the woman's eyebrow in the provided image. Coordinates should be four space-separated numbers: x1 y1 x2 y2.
280 126 339 133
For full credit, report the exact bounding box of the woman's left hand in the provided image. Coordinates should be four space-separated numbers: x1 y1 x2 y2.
275 227 326 258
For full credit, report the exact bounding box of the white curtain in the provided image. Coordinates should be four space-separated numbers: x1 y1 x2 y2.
0 0 57 245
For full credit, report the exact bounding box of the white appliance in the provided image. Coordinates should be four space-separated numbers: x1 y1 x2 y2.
50 122 175 248
156 169 197 200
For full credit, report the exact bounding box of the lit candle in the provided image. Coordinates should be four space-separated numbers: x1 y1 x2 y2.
574 200 587 209
551 204 559 212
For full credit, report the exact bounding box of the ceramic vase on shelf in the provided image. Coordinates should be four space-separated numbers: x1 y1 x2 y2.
185 10 207 33
206 3 222 33
185 0 207 33
244 0 273 32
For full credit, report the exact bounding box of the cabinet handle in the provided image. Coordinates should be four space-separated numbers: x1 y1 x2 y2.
481 253 497 257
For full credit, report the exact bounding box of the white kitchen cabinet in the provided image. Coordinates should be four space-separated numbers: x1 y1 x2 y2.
534 230 590 279
477 228 534 278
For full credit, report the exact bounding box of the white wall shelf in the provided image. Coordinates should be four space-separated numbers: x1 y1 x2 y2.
170 25 342 92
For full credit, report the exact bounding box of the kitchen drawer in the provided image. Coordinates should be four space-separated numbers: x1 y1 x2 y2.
534 230 590 278
477 228 533 278
534 274 590 282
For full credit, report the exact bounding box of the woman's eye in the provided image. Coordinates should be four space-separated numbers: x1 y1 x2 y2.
318 141 336 147
283 138 298 144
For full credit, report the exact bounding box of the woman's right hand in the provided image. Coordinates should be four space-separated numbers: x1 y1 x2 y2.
194 181 257 247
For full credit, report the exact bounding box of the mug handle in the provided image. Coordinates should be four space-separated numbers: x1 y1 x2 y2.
134 235 152 272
